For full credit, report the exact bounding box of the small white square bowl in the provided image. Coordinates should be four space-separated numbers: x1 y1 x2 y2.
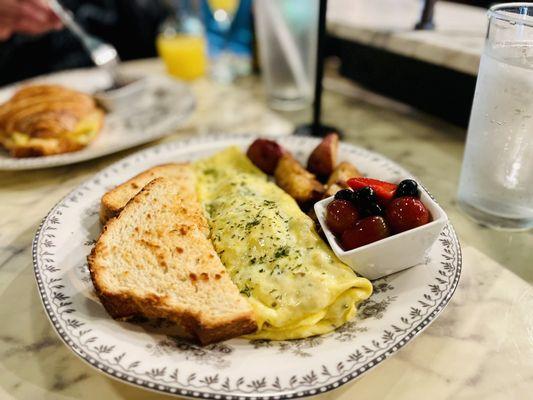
314 188 448 280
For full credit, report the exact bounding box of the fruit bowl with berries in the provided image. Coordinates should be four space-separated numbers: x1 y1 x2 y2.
314 177 447 280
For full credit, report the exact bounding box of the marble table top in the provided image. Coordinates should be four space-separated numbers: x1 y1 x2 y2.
327 0 487 75
1 59 532 400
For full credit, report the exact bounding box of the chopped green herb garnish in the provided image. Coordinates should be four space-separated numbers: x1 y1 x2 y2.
203 168 217 176
240 285 253 297
274 246 290 259
245 218 261 230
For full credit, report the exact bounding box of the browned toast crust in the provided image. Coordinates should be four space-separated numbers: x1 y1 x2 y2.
99 163 187 224
88 178 257 345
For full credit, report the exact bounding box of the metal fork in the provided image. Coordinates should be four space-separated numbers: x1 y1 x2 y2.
48 0 120 80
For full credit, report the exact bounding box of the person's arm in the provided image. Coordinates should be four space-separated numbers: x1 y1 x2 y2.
0 0 62 40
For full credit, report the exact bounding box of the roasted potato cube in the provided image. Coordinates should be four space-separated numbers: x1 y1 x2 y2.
324 161 362 197
246 139 286 175
275 153 325 207
307 133 339 179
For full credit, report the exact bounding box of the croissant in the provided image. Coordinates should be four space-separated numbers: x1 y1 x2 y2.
0 84 104 157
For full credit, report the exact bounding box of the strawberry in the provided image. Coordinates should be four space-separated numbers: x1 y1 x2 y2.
347 177 397 203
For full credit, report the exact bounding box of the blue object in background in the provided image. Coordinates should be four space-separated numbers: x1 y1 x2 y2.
201 0 253 57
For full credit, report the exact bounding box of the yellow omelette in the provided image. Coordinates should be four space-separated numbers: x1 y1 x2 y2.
194 147 372 340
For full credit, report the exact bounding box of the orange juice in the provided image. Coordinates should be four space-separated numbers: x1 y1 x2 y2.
156 34 207 80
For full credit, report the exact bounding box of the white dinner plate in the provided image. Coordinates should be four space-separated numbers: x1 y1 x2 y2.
0 68 195 170
33 134 461 399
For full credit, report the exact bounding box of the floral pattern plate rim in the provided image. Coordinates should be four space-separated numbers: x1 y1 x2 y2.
0 68 195 170
32 134 462 399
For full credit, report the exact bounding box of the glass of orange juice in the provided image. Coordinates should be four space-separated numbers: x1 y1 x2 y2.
156 1 208 81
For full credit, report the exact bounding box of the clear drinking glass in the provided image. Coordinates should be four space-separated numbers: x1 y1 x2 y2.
156 0 207 81
457 3 533 230
253 0 318 111
204 0 240 82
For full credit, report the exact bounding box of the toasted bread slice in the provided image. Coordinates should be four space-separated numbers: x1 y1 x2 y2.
88 178 257 344
100 164 199 224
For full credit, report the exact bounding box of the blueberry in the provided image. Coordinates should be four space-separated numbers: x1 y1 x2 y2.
334 188 356 202
360 202 384 217
395 179 419 198
353 186 376 208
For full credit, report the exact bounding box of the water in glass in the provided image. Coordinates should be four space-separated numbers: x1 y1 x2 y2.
458 43 533 229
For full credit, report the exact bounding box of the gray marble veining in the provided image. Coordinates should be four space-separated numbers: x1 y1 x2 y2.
0 59 532 399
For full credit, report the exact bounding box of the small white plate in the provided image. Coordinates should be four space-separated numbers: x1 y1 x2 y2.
33 134 461 399
315 189 448 280
0 68 195 170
